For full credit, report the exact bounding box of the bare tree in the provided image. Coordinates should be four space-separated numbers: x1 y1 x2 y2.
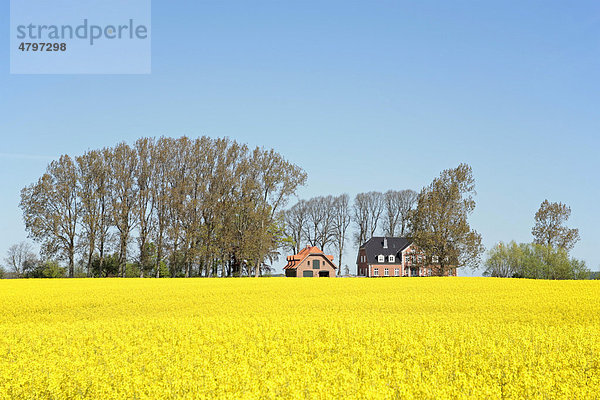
383 189 417 237
353 191 383 246
283 200 308 254
366 192 384 239
303 196 336 251
332 194 351 276
4 241 37 277
353 193 369 246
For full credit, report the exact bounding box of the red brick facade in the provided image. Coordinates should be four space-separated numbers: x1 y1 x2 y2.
357 239 457 277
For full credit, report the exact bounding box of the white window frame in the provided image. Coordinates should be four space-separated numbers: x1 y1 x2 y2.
377 255 384 263
394 268 400 276
384 268 389 276
388 255 395 262
374 268 379 276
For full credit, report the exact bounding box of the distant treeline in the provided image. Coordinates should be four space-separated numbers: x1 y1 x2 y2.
484 242 590 279
3 136 594 280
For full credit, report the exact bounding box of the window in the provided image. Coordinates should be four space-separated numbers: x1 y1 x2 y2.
377 255 384 263
374 268 379 276
384 268 389 276
303 270 313 277
394 268 400 276
432 256 439 263
312 259 320 269
388 255 395 263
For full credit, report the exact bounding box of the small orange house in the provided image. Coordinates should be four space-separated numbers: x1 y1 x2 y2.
284 246 337 277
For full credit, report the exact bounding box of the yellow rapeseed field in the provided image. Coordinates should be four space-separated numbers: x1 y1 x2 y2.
0 277 598 399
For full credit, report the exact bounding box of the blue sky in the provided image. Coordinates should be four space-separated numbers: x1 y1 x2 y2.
1 1 599 274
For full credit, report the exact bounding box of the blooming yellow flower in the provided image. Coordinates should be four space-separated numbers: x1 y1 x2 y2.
0 277 598 399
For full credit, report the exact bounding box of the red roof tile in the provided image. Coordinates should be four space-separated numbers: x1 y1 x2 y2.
284 245 337 270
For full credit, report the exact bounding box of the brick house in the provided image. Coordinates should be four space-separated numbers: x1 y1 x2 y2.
284 245 337 277
356 236 457 277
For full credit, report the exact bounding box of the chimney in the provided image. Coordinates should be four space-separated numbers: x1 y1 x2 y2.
383 237 388 249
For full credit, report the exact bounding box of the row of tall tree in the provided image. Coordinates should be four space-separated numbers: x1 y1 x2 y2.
9 139 589 280
13 159 487 278
18 136 306 278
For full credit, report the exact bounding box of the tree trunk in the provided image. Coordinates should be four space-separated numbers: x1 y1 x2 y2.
99 238 105 277
68 247 75 278
155 232 163 278
86 241 94 277
119 235 127 278
139 235 147 278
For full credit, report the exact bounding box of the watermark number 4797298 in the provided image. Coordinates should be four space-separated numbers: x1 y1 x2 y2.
18 43 67 52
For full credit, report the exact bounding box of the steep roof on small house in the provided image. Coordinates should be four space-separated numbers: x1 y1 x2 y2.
359 236 412 264
284 246 337 270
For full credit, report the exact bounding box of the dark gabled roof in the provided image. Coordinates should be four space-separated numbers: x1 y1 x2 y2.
359 237 412 264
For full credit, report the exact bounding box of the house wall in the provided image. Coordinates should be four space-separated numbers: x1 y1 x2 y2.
356 248 368 276
294 254 336 277
368 264 404 277
402 244 457 276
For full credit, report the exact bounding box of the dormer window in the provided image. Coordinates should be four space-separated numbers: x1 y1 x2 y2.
388 255 395 263
377 255 384 263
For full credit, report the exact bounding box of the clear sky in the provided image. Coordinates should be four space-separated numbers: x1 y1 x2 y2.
1 1 599 275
